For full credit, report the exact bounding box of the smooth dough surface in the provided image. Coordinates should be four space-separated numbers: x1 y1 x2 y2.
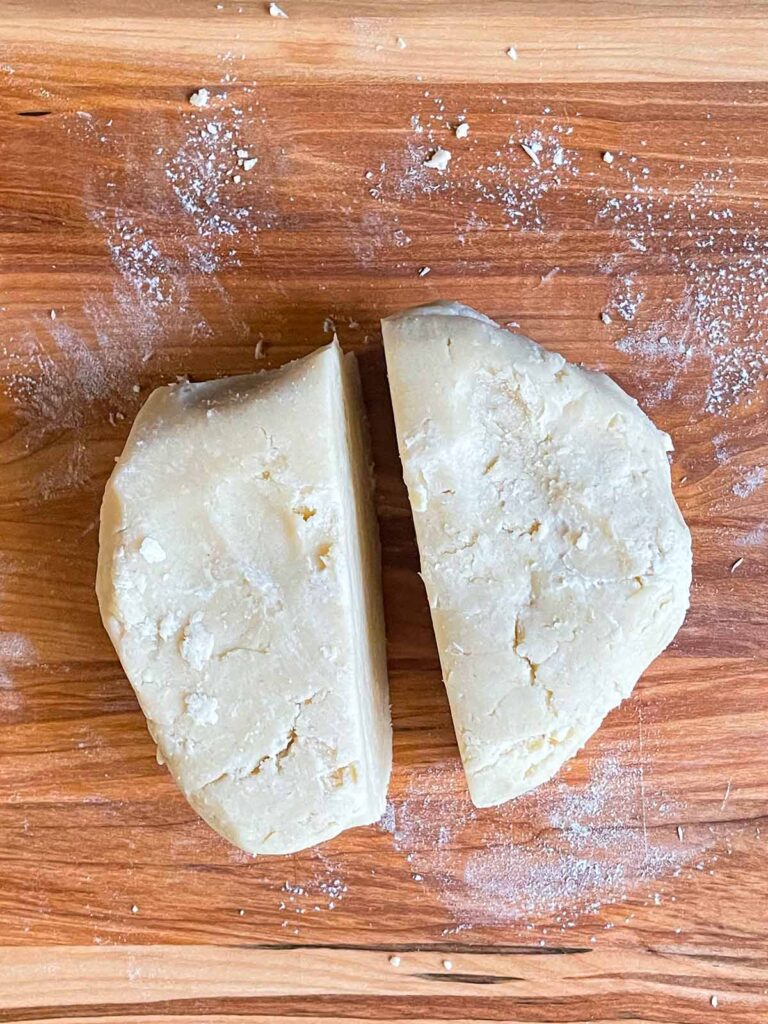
383 302 691 808
97 342 391 854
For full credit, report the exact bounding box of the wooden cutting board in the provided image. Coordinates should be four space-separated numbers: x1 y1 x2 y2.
1 3 767 1021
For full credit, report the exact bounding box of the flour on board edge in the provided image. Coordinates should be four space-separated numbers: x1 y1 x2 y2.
380 745 728 930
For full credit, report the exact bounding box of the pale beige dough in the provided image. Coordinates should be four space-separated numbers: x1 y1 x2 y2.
383 302 691 808
97 342 391 854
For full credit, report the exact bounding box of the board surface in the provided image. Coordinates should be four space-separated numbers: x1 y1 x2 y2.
0 2 767 1022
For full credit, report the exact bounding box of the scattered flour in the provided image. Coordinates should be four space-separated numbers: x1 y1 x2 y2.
164 112 254 273
0 632 36 665
2 52 273 503
714 432 766 503
592 158 768 413
732 466 766 499
381 739 722 930
275 852 349 931
736 525 767 547
379 100 580 234
91 210 175 304
0 632 37 702
611 273 646 323
376 100 766 423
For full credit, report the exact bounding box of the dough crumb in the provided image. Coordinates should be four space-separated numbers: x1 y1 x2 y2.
188 88 210 108
389 955 401 967
180 622 215 670
418 266 431 277
710 995 718 1008
396 36 407 49
730 557 744 572
601 311 613 325
186 691 220 726
130 904 139 914
268 2 288 16
423 148 451 171
242 157 258 171
520 141 541 166
602 151 615 164
455 122 469 140
506 45 518 60
442 959 453 971
139 537 166 563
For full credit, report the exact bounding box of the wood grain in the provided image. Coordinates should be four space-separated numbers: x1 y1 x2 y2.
1 2 767 1022
3 0 768 83
2 943 767 1021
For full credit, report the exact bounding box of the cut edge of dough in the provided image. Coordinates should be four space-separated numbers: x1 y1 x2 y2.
332 341 393 825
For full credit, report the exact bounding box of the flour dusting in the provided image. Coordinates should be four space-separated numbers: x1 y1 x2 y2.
381 742 720 930
379 99 580 234
0 632 37 700
275 852 350 933
0 632 36 665
2 54 280 503
736 525 767 547
732 466 766 499
591 156 768 414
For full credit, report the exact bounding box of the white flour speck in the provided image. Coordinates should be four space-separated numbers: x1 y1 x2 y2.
732 467 766 499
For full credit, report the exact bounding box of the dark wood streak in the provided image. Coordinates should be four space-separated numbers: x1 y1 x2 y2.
0 991 748 1024
232 943 593 955
417 973 521 985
